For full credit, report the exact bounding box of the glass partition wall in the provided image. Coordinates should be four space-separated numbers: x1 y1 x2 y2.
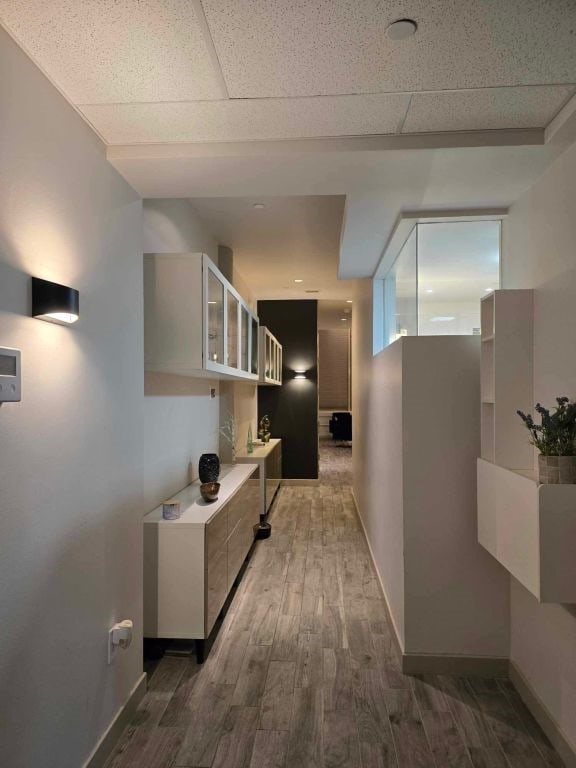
380 220 500 348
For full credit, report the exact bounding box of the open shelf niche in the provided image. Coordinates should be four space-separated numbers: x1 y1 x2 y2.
478 288 576 603
479 289 533 468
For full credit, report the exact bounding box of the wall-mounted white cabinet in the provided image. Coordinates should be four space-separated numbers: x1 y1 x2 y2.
144 253 259 381
259 326 282 385
478 459 576 603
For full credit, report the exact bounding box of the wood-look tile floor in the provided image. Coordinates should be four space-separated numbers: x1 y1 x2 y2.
106 443 563 768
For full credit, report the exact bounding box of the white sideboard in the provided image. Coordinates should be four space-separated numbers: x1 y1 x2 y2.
143 463 259 661
236 438 282 517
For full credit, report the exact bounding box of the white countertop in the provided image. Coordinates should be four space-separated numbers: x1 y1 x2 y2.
143 463 258 526
236 437 281 461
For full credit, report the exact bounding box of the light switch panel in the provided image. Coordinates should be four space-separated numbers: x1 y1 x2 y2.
0 347 21 402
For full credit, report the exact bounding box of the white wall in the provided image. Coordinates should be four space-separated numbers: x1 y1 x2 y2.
143 199 218 263
353 283 509 659
503 137 576 751
352 287 406 645
0 28 144 768
402 336 509 657
142 201 222 509
142 203 258 498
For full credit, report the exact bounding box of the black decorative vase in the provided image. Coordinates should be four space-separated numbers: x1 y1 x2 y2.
199 453 220 483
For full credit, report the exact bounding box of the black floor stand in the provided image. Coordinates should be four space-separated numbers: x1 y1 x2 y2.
254 514 272 539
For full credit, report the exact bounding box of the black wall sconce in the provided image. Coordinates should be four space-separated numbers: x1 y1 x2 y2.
32 277 79 325
293 369 308 379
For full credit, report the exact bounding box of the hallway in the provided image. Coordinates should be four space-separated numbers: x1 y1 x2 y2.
105 444 562 768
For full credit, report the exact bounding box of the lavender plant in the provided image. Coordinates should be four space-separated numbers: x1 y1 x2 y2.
517 397 576 456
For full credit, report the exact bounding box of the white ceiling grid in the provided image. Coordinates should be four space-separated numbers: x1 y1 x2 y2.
1 0 575 144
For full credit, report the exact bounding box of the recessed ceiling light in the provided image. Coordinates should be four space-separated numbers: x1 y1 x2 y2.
253 203 265 209
346 299 353 303
294 279 303 283
430 316 455 322
484 288 493 292
426 289 434 294
340 317 347 321
386 18 417 40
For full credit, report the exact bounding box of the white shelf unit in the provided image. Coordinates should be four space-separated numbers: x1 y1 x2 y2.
144 253 259 382
478 459 576 603
259 326 282 386
479 289 533 469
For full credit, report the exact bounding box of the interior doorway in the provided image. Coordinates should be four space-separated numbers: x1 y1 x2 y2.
317 300 352 481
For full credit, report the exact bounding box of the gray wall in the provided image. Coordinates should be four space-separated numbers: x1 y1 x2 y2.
0 32 226 768
0 27 143 768
257 300 318 479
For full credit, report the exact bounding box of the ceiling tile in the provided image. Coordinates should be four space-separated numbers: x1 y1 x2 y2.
80 92 410 144
403 85 576 133
202 0 576 98
0 0 224 103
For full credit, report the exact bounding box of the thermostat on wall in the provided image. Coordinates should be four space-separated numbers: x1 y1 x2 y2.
0 347 21 402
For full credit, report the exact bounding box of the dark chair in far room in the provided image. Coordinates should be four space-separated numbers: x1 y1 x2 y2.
329 412 352 442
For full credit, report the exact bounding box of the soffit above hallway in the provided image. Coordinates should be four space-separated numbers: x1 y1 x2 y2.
1 0 575 144
189 195 353 300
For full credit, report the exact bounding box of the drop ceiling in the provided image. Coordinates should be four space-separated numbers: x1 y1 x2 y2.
2 0 576 284
191 196 355 300
1 0 575 144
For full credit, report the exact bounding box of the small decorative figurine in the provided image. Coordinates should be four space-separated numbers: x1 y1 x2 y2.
259 415 271 443
247 424 254 453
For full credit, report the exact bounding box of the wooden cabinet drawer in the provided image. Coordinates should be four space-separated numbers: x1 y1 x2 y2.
206 506 228 560
227 522 244 589
206 544 227 635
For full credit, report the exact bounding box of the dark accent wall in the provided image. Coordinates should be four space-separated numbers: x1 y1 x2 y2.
257 300 318 479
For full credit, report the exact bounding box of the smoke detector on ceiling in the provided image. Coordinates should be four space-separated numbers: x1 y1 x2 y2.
386 19 417 40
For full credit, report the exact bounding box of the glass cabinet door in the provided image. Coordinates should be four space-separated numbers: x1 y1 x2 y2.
251 316 259 375
265 333 271 378
241 306 249 372
227 291 239 369
207 269 225 364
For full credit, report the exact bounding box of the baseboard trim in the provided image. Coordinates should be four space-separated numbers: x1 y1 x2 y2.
350 490 405 661
282 479 320 486
509 661 576 768
403 653 509 677
351 490 509 679
83 672 147 768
